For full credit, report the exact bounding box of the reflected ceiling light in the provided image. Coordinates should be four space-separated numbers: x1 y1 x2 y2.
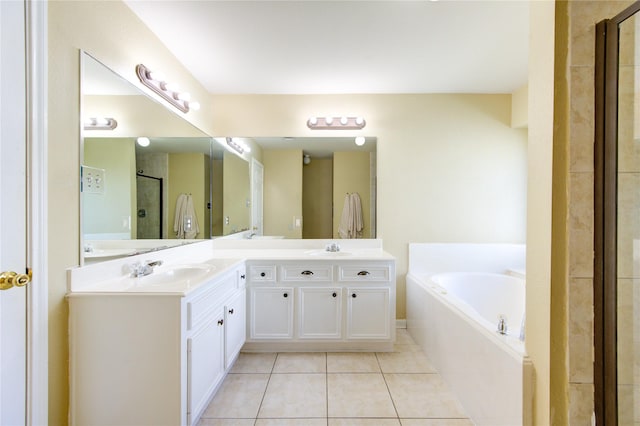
84 117 118 130
355 136 366 146
307 116 366 130
136 64 200 114
226 137 251 154
136 137 150 147
303 154 311 165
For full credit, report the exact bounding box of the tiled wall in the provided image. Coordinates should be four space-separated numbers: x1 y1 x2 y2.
563 1 635 423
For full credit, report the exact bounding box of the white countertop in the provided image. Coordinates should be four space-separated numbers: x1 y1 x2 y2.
67 239 395 296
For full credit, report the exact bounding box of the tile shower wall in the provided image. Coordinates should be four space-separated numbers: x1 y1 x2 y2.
563 1 634 424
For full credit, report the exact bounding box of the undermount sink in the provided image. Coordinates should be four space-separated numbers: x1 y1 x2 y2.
135 264 215 286
305 250 352 257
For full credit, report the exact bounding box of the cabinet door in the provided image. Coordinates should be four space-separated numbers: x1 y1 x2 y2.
224 290 246 369
298 287 342 339
346 287 391 339
187 313 225 425
249 287 294 339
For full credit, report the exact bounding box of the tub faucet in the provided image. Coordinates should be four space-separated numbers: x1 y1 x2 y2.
497 315 508 335
129 260 163 277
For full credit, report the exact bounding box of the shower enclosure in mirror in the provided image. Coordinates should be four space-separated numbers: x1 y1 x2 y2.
595 3 640 424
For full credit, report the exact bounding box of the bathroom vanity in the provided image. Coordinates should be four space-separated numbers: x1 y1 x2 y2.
67 239 395 426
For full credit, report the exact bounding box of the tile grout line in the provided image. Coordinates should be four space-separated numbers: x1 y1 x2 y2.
375 351 402 422
252 353 278 426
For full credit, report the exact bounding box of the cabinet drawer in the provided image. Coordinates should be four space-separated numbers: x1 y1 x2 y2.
248 265 277 282
338 265 390 282
187 274 236 331
281 265 333 282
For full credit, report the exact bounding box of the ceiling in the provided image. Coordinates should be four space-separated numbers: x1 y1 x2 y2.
123 0 530 95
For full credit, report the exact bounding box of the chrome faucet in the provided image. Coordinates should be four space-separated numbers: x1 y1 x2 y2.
497 315 508 335
129 260 163 277
325 241 341 252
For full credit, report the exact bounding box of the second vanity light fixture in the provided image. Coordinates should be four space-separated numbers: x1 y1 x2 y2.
307 116 366 130
84 117 118 130
226 137 251 155
136 64 201 113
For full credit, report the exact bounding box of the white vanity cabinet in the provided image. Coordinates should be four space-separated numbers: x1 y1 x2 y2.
244 259 395 351
68 261 246 426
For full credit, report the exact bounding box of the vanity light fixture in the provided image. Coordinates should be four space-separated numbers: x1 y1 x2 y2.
136 64 200 114
307 116 366 130
226 137 251 155
84 117 118 130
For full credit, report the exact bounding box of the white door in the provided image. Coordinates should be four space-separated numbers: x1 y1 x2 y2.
250 158 264 235
0 0 28 423
249 287 294 339
346 287 391 339
298 287 342 339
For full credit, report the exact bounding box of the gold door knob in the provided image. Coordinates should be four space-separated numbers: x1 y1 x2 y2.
0 270 32 291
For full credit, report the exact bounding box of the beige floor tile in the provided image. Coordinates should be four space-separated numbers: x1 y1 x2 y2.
400 419 474 426
327 352 380 373
197 420 256 426
258 373 327 418
328 373 397 418
255 419 327 426
231 352 277 373
385 374 467 418
392 344 423 353
329 418 401 425
376 351 436 373
202 373 270 419
273 352 327 373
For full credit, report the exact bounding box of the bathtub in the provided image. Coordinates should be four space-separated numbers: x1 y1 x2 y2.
406 244 533 426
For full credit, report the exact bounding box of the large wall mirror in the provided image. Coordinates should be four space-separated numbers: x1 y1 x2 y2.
81 52 251 263
80 52 377 264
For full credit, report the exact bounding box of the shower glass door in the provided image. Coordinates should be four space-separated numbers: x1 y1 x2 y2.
136 174 163 239
617 13 640 425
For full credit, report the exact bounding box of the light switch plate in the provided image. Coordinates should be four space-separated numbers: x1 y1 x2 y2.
81 165 105 194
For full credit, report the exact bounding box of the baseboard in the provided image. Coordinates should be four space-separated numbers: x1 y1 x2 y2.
396 319 406 329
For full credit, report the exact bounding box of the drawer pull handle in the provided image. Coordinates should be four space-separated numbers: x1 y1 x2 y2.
217 319 224 326
301 270 314 276
357 271 370 276
228 308 234 314
240 274 246 279
283 293 288 298
352 293 357 298
332 292 337 297
260 272 266 277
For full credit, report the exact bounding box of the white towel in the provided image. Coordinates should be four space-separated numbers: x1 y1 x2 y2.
338 193 364 239
173 193 200 239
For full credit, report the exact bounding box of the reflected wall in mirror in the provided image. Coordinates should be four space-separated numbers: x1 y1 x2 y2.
80 52 251 264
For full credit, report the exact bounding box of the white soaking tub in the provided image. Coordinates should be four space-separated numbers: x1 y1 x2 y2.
406 243 533 426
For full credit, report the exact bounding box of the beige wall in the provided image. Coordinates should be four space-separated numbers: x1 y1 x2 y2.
263 149 303 238
223 152 251 234
303 158 333 239
167 152 207 239
83 137 136 239
333 151 371 239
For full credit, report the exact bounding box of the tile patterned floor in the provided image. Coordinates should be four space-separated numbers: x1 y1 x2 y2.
197 329 474 426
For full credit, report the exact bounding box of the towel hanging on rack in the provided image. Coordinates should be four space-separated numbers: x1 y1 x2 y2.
338 192 364 239
173 193 199 239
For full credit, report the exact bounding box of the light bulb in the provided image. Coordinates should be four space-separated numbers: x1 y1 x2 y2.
95 117 109 126
355 117 365 126
340 117 348 125
355 136 366 146
325 116 334 125
308 117 318 125
189 101 201 111
176 92 191 102
303 155 311 165
163 82 179 92
137 137 150 147
148 70 165 82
